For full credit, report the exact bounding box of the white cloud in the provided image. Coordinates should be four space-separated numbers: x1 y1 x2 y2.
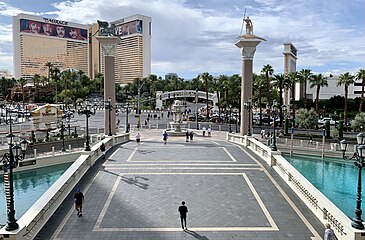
1 0 364 78
0 23 12 41
0 2 34 16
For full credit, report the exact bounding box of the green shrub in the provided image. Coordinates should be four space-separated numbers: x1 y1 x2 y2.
338 121 344 139
325 121 331 138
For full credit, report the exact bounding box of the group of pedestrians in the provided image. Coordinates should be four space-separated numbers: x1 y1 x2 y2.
74 188 189 231
201 127 211 137
185 130 194 142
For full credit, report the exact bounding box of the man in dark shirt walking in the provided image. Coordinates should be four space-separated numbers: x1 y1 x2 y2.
178 201 188 230
74 188 84 217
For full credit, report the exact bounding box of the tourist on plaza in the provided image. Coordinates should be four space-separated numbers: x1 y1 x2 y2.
178 201 188 230
324 223 337 240
202 126 206 136
163 131 169 144
208 127 211 137
74 188 84 217
145 120 148 127
186 130 190 142
260 129 265 139
135 132 141 145
100 142 106 159
189 131 194 141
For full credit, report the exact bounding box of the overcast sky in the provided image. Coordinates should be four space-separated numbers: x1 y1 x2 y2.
0 0 364 79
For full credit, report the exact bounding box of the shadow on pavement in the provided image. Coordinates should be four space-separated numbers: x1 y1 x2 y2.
184 229 209 240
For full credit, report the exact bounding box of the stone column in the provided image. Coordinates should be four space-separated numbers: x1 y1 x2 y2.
236 35 265 135
96 36 120 136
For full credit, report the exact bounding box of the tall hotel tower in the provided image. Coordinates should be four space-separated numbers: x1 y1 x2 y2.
13 13 89 80
89 14 152 84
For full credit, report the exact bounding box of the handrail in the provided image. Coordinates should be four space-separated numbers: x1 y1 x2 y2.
227 133 355 239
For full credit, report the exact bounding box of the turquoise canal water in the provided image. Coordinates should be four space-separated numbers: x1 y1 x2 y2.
0 163 72 225
284 154 362 218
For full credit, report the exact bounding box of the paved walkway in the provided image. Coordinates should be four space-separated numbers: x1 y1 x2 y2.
36 130 325 240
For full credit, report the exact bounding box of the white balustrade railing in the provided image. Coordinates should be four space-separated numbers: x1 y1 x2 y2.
0 132 130 240
227 132 362 240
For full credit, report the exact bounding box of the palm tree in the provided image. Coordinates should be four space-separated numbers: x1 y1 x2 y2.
337 72 355 126
45 62 52 85
309 74 328 113
298 69 312 109
215 75 227 123
32 74 41 99
51 67 61 103
272 74 289 126
253 74 265 126
356 69 365 112
286 71 299 126
200 72 213 120
261 64 274 124
18 77 27 105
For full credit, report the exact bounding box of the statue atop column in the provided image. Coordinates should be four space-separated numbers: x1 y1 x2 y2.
244 16 253 35
97 20 116 36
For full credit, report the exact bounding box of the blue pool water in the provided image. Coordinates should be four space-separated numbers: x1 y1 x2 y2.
0 163 72 225
284 154 362 218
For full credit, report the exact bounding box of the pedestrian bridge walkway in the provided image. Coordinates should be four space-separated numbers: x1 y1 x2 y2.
36 131 324 240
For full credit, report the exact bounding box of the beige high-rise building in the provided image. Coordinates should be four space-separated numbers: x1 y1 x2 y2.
283 43 298 107
90 14 152 83
13 13 89 80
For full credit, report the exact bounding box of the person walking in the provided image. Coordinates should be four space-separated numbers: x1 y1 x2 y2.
178 201 188 230
135 132 141 145
74 188 84 217
208 127 211 137
100 142 106 159
163 131 169 145
185 130 189 142
189 131 194 141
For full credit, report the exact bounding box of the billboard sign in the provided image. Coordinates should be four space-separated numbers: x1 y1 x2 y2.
20 19 88 42
114 20 142 37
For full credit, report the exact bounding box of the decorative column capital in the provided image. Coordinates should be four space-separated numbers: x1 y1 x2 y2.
241 47 257 60
235 34 266 60
96 36 121 57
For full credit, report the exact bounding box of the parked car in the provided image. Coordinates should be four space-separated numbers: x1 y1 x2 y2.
187 115 205 122
318 117 337 126
49 128 62 136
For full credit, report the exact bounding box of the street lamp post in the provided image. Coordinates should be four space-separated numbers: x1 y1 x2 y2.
137 77 145 129
1 106 28 231
270 101 278 151
340 133 365 230
244 98 252 136
63 110 74 136
196 89 199 130
229 104 232 133
60 120 65 152
125 102 130 133
77 102 96 151
104 97 113 136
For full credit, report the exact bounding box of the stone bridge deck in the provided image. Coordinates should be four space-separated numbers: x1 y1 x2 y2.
36 130 324 240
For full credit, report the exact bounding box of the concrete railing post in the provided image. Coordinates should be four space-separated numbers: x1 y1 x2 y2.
52 147 55 156
34 149 37 159
69 145 71 153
